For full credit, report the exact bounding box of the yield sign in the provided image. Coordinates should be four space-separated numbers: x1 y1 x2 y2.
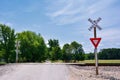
90 38 101 48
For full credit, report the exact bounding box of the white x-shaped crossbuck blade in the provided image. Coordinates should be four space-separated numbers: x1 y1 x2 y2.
88 17 102 31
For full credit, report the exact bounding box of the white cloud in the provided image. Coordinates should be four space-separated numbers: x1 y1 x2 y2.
87 0 115 15
49 3 72 17
98 28 120 41
46 0 117 25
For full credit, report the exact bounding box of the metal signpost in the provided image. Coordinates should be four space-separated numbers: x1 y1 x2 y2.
88 17 102 75
15 40 20 63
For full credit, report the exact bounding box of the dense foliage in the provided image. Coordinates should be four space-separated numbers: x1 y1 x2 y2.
0 24 15 63
48 39 62 61
99 48 120 59
62 41 85 62
17 31 47 62
85 48 120 60
85 53 94 60
0 24 85 63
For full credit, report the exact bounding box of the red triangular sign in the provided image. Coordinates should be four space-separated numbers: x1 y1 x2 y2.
90 38 101 48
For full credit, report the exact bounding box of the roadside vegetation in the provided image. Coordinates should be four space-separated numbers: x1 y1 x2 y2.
0 24 120 63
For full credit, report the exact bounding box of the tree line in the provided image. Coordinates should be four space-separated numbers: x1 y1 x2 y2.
85 48 120 60
0 24 85 63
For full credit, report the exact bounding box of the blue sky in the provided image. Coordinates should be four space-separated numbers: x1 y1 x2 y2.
0 0 120 53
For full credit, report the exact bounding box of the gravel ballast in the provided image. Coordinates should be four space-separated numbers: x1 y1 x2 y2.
69 65 120 80
0 64 18 76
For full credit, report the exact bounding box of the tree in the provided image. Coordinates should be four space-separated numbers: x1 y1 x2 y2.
0 49 5 61
75 46 85 61
86 52 94 60
99 48 120 59
61 41 85 62
70 41 85 62
50 46 62 61
48 39 62 61
0 24 16 63
17 31 47 62
48 39 59 49
62 43 72 62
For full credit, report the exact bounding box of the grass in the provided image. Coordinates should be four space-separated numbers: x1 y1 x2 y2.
49 60 120 64
51 60 64 63
51 60 120 65
0 62 6 65
79 60 120 64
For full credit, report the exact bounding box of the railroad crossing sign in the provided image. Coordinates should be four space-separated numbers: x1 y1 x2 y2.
88 17 102 31
88 17 102 75
90 38 101 48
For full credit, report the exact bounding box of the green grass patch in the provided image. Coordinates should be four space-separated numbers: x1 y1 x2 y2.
0 62 6 65
51 60 64 63
79 60 120 64
98 60 120 63
45 60 120 64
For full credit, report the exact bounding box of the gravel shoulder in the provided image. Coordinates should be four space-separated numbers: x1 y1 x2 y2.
68 65 120 80
0 64 18 76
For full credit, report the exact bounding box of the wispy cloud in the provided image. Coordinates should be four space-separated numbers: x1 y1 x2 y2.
98 28 120 41
87 0 116 15
46 0 117 25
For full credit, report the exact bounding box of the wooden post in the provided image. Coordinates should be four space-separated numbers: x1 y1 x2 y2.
94 48 98 75
94 27 98 75
94 27 97 38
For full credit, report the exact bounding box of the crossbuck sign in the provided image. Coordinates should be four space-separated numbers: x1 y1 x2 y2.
88 17 102 31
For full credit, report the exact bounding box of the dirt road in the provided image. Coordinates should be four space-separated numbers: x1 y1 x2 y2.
0 63 69 80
